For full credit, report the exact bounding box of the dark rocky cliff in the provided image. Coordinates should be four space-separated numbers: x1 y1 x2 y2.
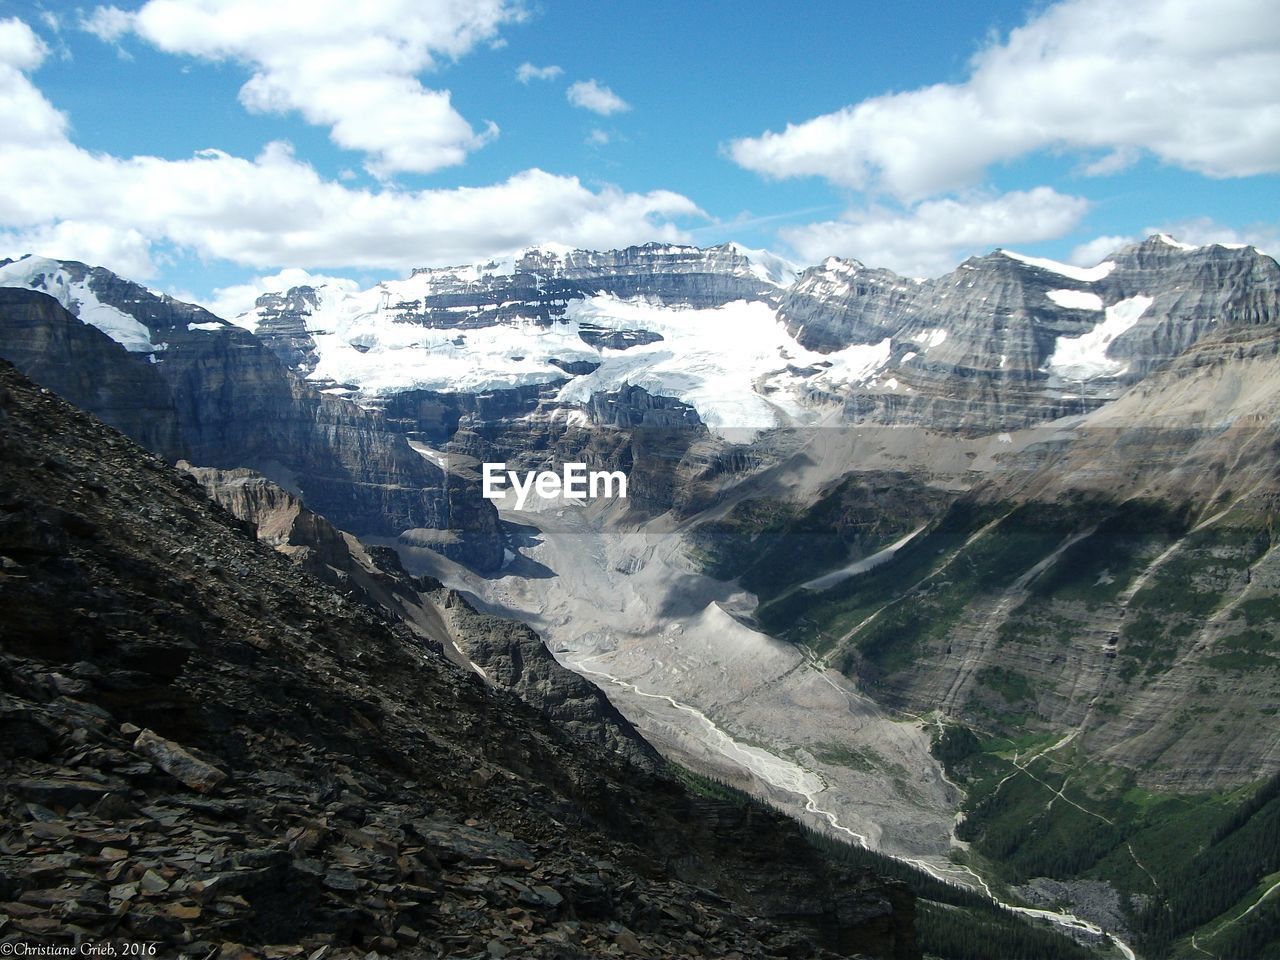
0 263 502 571
0 287 185 460
434 588 664 772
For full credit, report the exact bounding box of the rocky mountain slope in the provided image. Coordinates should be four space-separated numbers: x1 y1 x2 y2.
740 314 1280 954
181 463 661 771
0 359 919 958
779 235 1280 429
306 236 1275 956
762 311 1280 790
0 259 502 571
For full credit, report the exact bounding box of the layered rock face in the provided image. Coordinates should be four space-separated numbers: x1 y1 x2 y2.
244 286 325 377
0 288 184 460
0 258 502 571
404 241 793 315
0 359 917 958
779 237 1280 430
378 380 566 443
777 259 918 351
247 242 791 388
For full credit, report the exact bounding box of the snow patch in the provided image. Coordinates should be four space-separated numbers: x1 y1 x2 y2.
800 526 925 592
918 328 948 349
1154 233 1196 251
1047 295 1153 380
187 321 224 332
823 338 893 386
550 295 889 440
1001 249 1117 283
556 298 792 439
726 242 800 286
1046 289 1104 311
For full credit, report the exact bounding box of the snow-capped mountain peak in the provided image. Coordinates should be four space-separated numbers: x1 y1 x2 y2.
0 255 156 353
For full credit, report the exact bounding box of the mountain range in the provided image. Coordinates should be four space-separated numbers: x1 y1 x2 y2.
1 234 1278 959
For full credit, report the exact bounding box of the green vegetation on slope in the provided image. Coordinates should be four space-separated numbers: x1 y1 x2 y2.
1187 889 1280 959
755 498 1003 650
832 500 1089 679
747 479 1280 955
691 471 950 604
915 901 1105 960
1130 768 1280 956
940 725 1280 959
669 758 1111 958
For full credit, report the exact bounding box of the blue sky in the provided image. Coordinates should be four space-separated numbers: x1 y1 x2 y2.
0 0 1277 315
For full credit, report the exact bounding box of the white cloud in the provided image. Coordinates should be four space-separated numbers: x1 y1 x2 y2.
80 6 132 42
586 129 610 146
86 0 522 177
1080 147 1140 177
567 79 629 116
0 18 67 145
1068 234 1136 266
0 17 49 70
516 62 562 83
0 221 157 279
0 30 702 276
206 268 361 322
730 0 1280 199
782 188 1090 277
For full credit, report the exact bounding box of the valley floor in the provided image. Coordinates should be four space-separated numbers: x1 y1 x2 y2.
386 492 1160 958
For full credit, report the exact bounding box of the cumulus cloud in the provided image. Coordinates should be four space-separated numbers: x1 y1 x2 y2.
1068 234 1137 266
730 0 1280 200
782 188 1090 277
85 0 522 177
0 25 702 276
567 79 629 116
0 18 67 145
516 62 562 83
0 220 158 279
79 6 132 42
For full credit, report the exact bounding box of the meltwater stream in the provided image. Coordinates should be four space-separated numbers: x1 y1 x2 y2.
572 655 1137 960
